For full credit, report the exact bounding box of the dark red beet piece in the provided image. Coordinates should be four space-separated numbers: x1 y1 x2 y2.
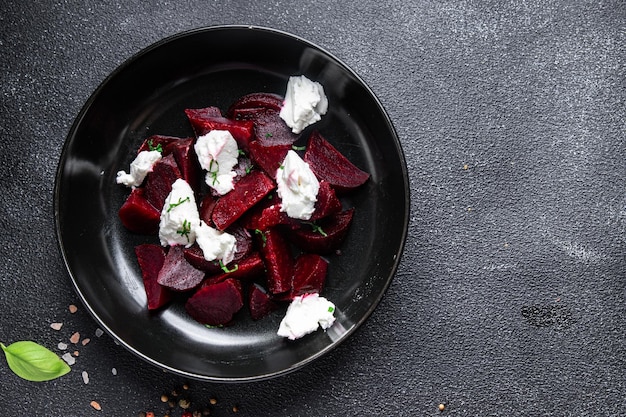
287 208 355 254
157 245 205 292
164 137 201 193
233 107 299 146
118 188 160 234
310 181 342 221
291 254 328 298
249 284 280 320
226 92 284 116
240 196 291 231
143 154 182 211
212 170 276 231
137 134 180 153
183 245 222 274
198 194 217 226
200 252 266 287
185 110 254 152
229 225 253 262
185 278 243 326
134 244 171 310
248 140 291 179
184 106 222 120
258 228 294 295
304 131 370 192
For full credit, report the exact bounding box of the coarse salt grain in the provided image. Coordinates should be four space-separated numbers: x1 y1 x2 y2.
90 400 101 411
69 332 80 344
69 304 78 313
111 367 117 376
82 370 89 384
50 322 63 331
73 351 79 357
82 338 90 346
58 342 68 350
95 328 104 337
61 352 75 366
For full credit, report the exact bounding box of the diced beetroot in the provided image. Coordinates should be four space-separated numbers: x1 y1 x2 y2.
157 245 205 292
248 140 291 179
134 244 171 310
310 181 342 221
137 134 180 153
143 154 182 211
258 228 294 295
185 278 244 326
185 110 254 152
184 106 222 120
200 251 266 287
304 131 370 192
248 284 280 321
118 188 160 234
198 194 217 226
182 245 222 274
287 208 355 254
240 196 291 231
226 92 284 116
233 107 299 146
291 254 328 298
164 137 201 193
212 170 276 231
229 225 253 262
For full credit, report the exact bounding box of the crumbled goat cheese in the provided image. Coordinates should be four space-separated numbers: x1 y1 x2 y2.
276 150 320 220
116 150 162 187
158 179 200 247
277 293 336 340
195 221 237 265
194 130 239 195
279 75 328 134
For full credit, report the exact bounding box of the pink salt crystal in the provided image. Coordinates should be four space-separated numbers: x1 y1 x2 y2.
69 332 80 344
50 322 63 331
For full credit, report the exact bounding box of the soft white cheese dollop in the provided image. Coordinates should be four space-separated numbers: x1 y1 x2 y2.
275 150 320 220
116 150 162 187
158 179 200 247
195 221 237 265
277 293 336 340
194 130 239 195
279 75 328 134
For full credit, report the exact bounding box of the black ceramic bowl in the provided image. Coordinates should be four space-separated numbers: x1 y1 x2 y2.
54 25 409 382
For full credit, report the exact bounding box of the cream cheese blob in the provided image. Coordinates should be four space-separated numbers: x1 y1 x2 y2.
116 150 162 188
194 130 239 195
279 75 328 134
158 179 200 248
195 220 237 265
277 293 336 340
275 150 320 220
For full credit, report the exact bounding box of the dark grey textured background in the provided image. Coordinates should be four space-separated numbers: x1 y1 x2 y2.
1 1 624 416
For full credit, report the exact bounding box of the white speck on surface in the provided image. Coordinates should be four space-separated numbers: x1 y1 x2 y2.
57 342 68 350
50 322 63 330
111 367 117 376
82 370 89 384
61 352 75 366
95 328 104 337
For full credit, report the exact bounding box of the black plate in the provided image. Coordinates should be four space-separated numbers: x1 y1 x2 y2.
54 26 409 382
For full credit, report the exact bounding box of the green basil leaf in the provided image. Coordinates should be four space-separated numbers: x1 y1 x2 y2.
1 341 71 382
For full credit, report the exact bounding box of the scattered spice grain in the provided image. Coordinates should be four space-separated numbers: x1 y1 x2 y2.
82 338 91 346
439 403 445 411
209 398 217 405
69 304 78 313
50 322 63 331
82 370 90 384
69 331 80 344
90 400 101 411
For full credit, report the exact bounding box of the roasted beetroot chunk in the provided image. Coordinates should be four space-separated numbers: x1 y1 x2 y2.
185 278 244 326
304 131 370 192
310 181 342 221
226 92 284 115
200 251 266 287
258 227 294 295
185 110 254 152
249 284 280 321
248 140 291 179
118 188 160 234
212 170 276 230
240 196 291 231
164 137 201 193
287 208 355 254
137 134 180 153
198 193 217 226
291 254 328 298
182 245 223 274
157 245 206 292
183 106 222 120
232 107 299 146
135 244 171 310
143 154 182 211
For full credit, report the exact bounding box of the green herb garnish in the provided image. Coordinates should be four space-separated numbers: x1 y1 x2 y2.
328 306 335 313
265 133 273 138
147 139 163 153
167 196 190 212
291 145 306 151
176 219 192 242
254 229 267 246
1 341 71 382
219 260 239 274
305 221 328 237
